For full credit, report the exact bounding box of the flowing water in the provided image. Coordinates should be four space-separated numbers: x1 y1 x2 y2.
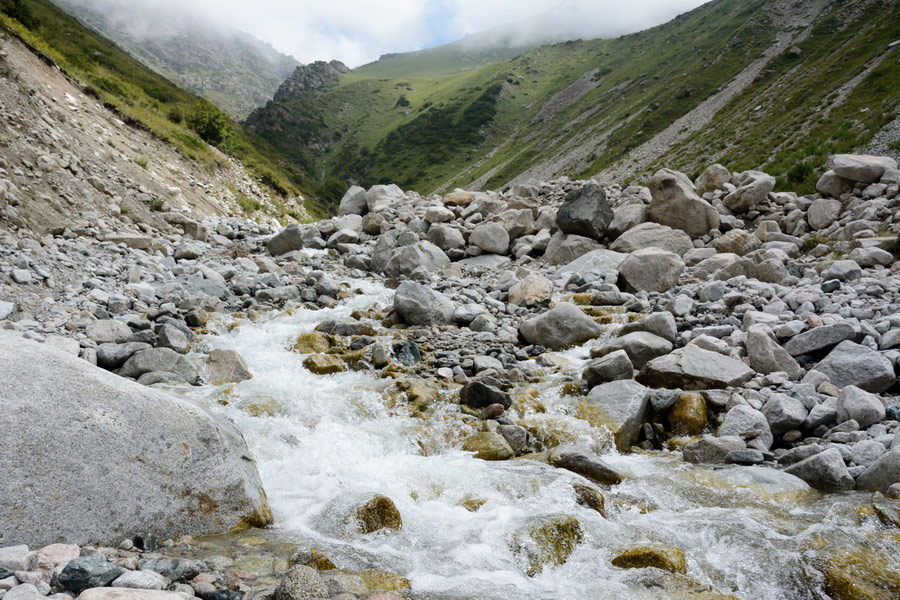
179 279 897 600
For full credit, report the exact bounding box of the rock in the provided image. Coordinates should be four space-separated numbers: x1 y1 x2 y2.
582 350 634 387
850 440 886 468
822 260 862 282
2 584 42 600
822 547 900 600
459 381 512 409
807 198 843 230
619 311 677 343
393 282 454 326
647 168 720 237
426 224 465 251
338 186 368 216
548 447 624 485
0 300 14 320
206 349 252 385
356 495 402 533
578 380 649 451
470 222 510 254
511 516 583 577
828 154 897 183
848 246 893 268
618 248 684 292
156 325 189 354
668 393 707 436
554 249 627 278
58 558 125 594
303 354 344 375
815 341 895 393
136 556 202 582
638 345 754 390
783 322 856 356
542 232 601 265
682 436 746 464
718 405 773 449
836 385 886 429
0 546 31 571
97 342 151 369
382 242 450 278
267 225 304 256
462 432 514 460
111 570 167 590
595 331 673 370
85 320 132 344
508 274 553 306
746 325 803 379
609 222 693 256
519 302 603 350
607 203 646 239
120 348 199 384
274 565 329 600
723 173 775 213
855 449 900 493
555 181 613 241
366 184 404 212
443 189 475 207
713 229 762 256
611 544 686 574
77 591 191 600
783 447 854 490
815 170 855 198
761 394 808 436
694 163 731 195
0 331 270 548
315 318 376 337
572 483 607 516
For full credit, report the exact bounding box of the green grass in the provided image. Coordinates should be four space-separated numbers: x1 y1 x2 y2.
134 157 148 169
1 0 318 211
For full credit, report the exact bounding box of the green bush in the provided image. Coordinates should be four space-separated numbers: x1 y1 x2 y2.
186 98 229 145
1 0 37 29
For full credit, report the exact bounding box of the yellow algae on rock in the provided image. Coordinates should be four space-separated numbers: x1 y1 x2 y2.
669 393 707 435
303 353 344 375
612 544 687 574
356 494 402 533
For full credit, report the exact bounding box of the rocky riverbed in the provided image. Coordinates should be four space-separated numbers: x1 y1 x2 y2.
2 154 900 599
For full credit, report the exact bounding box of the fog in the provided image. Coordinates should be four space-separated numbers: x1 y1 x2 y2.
57 0 709 67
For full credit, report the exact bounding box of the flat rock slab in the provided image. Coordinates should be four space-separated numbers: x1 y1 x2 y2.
637 345 754 390
0 331 270 547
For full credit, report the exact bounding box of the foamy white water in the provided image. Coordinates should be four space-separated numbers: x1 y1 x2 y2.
180 280 886 600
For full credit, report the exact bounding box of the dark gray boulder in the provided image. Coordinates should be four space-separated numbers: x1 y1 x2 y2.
555 182 613 241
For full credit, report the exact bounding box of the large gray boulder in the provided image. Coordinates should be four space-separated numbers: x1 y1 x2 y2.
682 436 746 464
638 344 754 390
647 169 720 238
0 331 271 547
761 394 808 436
807 198 843 230
746 324 802 380
338 185 368 216
815 171 855 198
426 224 465 251
267 225 304 256
581 380 650 451
828 154 897 183
783 447 854 491
470 222 510 254
814 341 895 393
782 322 856 356
555 182 613 241
618 311 677 343
382 241 450 278
855 448 900 493
542 232 601 266
366 184 404 212
593 331 672 370
722 172 775 213
619 248 684 293
718 405 773 449
582 350 634 388
393 282 455 326
694 164 730 195
519 302 602 350
836 385 886 429
609 222 693 256
554 249 627 279
119 348 199 384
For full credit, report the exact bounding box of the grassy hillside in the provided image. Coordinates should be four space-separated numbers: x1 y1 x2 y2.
248 0 899 210
1 0 320 216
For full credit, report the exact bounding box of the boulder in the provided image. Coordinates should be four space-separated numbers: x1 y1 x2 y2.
618 248 684 292
855 449 900 493
607 203 647 239
582 350 634 388
58 558 125 594
609 222 693 256
668 393 707 436
470 222 510 254
462 432 514 461
746 325 802 379
393 282 454 326
822 259 862 282
647 168 720 238
594 331 673 370
0 331 270 548
356 495 403 533
828 154 897 183
338 185 368 216
555 181 613 241
508 274 553 307
618 311 677 343
694 164 731 195
682 436 746 464
76 591 190 600
426 224 465 251
119 348 199 384
807 198 843 230
578 380 650 451
519 302 603 350
713 229 762 256
274 565 329 600
303 354 344 375
443 189 475 207
611 544 686 574
815 341 895 393
85 320 132 344
548 447 624 485
267 225 304 256
459 381 512 409
783 447 854 491
782 322 856 356
638 345 754 390
382 242 450 278
206 349 252 386
837 386 886 429
815 170 855 198
761 394 808 436
718 405 773 449
366 184 404 212
542 232 601 265
554 249 627 278
723 173 775 213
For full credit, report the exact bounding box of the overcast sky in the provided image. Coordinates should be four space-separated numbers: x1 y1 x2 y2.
72 1 710 67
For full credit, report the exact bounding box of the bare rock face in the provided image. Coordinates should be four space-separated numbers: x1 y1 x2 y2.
647 169 720 238
273 60 349 102
0 331 271 548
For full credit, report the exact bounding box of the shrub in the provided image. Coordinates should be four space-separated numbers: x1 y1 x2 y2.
1 0 37 29
186 98 229 145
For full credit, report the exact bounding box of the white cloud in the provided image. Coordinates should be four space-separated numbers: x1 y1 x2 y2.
63 0 710 67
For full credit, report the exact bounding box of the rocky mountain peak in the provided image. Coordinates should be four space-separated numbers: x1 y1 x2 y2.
273 60 350 102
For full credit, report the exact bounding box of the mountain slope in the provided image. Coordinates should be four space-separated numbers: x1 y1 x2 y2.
247 0 899 209
51 0 300 119
2 0 319 217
